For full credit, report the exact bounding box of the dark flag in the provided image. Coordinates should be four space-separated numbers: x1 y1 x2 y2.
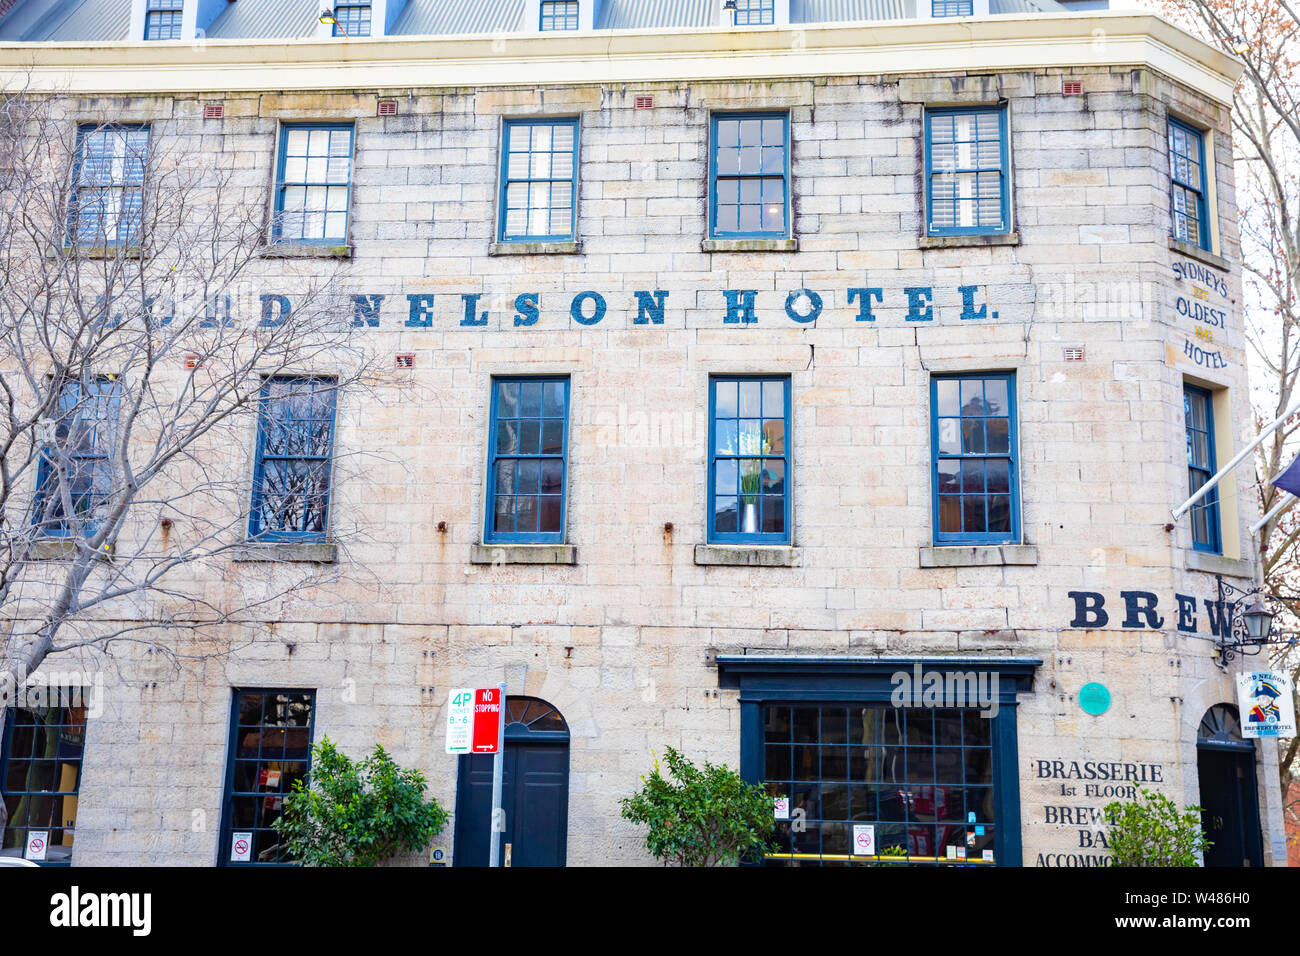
1273 454 1300 497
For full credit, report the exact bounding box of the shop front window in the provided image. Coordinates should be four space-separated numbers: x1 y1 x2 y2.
763 704 995 865
219 689 315 865
717 656 1035 867
1 701 86 865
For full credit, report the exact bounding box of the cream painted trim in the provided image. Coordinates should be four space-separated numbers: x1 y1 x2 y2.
1209 384 1241 561
0 13 1244 105
1204 125 1223 256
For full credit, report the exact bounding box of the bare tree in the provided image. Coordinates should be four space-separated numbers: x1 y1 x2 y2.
0 85 379 702
1156 0 1300 850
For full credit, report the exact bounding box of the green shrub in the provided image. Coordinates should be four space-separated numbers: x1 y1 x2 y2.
1104 788 1210 867
275 737 449 867
620 746 776 867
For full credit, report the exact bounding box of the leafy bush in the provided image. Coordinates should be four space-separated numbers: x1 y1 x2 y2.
1104 788 1210 867
620 746 776 866
275 738 449 867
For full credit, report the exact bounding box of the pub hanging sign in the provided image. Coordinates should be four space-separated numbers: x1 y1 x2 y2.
1235 670 1296 739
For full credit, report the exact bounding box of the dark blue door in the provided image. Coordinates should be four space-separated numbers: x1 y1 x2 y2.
453 697 569 867
1196 704 1264 868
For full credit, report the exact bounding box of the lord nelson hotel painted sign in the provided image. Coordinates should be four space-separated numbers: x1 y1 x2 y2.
132 258 1235 357
242 282 1010 328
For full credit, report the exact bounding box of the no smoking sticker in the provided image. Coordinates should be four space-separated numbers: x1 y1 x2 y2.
231 831 252 863
851 824 875 856
25 831 48 861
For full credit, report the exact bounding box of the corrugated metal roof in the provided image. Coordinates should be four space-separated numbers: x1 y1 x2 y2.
0 0 1074 42
0 0 50 39
392 0 527 36
596 0 717 30
206 0 320 40
992 0 1068 13
0 0 127 41
792 0 913 23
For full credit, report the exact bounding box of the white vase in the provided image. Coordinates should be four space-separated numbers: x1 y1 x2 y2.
742 501 759 534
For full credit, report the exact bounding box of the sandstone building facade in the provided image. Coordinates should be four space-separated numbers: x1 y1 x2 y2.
0 0 1285 867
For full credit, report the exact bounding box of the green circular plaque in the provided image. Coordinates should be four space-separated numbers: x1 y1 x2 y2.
1079 682 1111 716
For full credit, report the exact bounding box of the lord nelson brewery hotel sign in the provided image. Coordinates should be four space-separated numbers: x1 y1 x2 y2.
0 0 1288 869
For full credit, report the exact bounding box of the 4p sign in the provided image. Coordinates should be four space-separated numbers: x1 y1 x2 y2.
445 687 504 755
446 689 475 755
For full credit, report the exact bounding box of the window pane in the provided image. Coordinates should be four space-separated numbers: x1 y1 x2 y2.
715 497 738 533
937 418 961 455
927 108 1005 234
932 376 1016 543
501 120 578 240
251 378 336 538
275 126 352 242
487 380 568 540
539 495 562 532
715 459 738 496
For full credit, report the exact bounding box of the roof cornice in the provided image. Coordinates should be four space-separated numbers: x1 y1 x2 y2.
0 12 1244 105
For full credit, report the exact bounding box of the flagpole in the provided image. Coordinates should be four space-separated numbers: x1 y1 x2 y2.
1172 395 1300 520
1251 492 1297 537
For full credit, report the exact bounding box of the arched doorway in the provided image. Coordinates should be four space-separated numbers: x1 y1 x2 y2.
1196 704 1264 867
453 697 570 867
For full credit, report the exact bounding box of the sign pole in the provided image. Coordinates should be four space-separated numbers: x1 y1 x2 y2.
487 682 507 867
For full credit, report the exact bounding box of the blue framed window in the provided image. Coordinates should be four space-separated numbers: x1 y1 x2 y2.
219 689 315 866
718 656 1036 867
68 125 150 248
33 377 122 539
932 0 973 15
485 377 570 544
272 123 354 245
332 3 372 36
708 376 791 544
925 107 1010 236
249 377 338 541
1 700 86 866
1184 384 1221 553
1168 117 1210 250
732 0 775 25
499 119 578 243
710 113 789 239
931 373 1018 545
539 1 579 30
143 0 183 40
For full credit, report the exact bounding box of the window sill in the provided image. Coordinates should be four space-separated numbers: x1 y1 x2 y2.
701 238 798 254
232 541 338 563
1184 550 1253 578
470 543 576 565
49 246 140 260
26 540 113 561
694 544 800 567
1168 237 1230 272
488 241 582 256
918 232 1019 250
260 243 352 259
919 544 1038 568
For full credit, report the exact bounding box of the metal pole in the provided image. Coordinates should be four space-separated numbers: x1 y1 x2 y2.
487 682 506 867
1251 492 1296 537
1171 395 1300 520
